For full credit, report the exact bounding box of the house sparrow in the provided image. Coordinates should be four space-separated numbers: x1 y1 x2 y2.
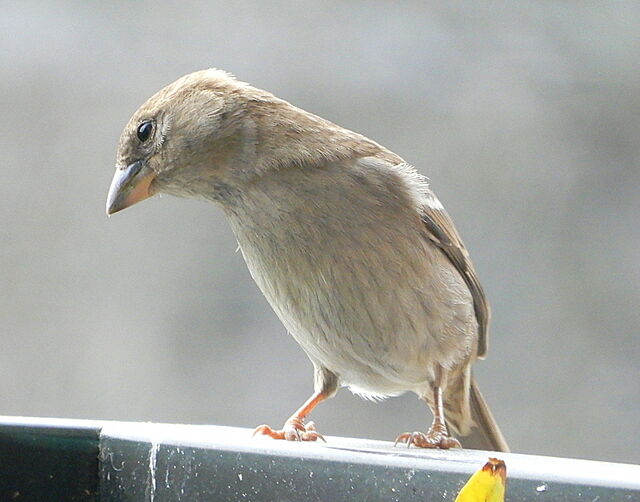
107 69 509 452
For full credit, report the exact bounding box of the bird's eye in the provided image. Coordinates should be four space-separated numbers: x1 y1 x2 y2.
137 121 153 142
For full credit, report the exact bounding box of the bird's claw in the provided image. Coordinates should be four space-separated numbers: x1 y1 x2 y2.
253 418 326 442
394 425 461 449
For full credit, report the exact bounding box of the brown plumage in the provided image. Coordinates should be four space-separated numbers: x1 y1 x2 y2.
107 69 508 452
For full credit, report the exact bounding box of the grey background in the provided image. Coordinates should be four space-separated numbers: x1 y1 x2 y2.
1 1 638 464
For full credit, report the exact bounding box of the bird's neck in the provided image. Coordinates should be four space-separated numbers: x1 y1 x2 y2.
248 100 384 173
185 101 399 209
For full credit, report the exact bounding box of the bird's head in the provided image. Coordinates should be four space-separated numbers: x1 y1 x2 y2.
106 69 262 215
107 68 379 215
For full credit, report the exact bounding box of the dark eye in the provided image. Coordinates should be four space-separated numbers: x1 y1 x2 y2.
137 121 153 142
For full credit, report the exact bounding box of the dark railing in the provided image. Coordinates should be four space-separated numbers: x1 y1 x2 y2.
1 416 638 501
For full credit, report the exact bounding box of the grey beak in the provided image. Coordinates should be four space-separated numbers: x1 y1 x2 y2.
106 160 155 215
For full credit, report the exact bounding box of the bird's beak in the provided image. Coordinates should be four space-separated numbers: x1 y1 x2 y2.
106 160 156 215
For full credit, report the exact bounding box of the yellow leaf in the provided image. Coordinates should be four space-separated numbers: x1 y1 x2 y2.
454 458 507 502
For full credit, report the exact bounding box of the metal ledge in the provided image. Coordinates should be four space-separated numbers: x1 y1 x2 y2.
1 416 639 501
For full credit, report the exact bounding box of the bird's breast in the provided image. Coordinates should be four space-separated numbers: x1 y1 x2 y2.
225 163 476 394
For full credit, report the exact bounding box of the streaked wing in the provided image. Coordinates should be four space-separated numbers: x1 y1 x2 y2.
420 191 490 358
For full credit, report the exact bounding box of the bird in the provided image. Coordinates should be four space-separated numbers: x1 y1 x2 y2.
106 69 509 452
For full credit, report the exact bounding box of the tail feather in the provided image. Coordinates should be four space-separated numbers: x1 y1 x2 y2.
466 377 509 452
445 373 509 452
443 364 474 436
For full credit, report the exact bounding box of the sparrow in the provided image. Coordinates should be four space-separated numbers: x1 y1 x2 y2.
107 69 509 452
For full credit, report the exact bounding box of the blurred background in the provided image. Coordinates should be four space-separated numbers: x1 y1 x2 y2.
1 1 638 464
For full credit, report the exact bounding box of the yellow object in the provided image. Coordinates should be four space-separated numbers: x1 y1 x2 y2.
454 458 507 502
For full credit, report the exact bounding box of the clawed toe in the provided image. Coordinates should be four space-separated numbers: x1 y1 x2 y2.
252 424 282 439
253 419 325 442
394 430 461 449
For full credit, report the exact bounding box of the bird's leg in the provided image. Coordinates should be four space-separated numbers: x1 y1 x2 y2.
395 367 462 449
253 391 328 442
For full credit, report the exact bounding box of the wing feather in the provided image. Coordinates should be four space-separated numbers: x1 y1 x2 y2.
356 155 491 358
420 191 490 358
